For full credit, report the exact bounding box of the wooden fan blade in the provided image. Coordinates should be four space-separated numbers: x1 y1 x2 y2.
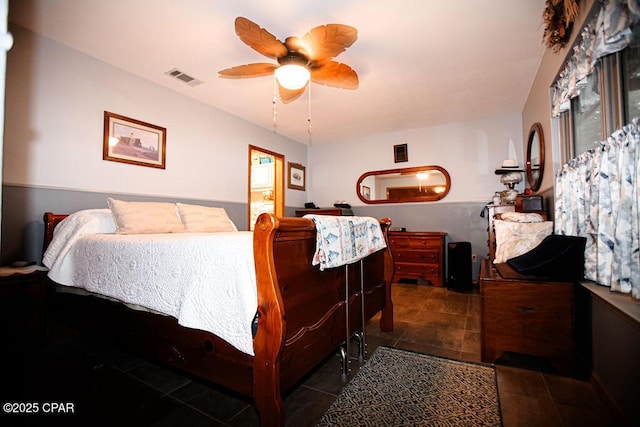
278 85 306 104
297 24 357 63
235 17 288 59
218 63 277 78
310 61 358 89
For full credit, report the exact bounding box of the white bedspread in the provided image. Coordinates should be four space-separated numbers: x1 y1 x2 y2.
43 212 258 355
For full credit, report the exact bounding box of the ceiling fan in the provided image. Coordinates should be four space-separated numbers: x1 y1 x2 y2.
218 17 359 103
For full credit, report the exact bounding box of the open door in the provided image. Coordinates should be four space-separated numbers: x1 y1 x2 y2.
248 145 284 230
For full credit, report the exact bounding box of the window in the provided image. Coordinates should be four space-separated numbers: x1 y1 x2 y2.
561 41 638 162
570 69 603 157
554 1 639 164
622 30 640 123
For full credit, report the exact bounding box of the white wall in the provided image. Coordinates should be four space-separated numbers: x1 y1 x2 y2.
0 0 9 247
4 25 307 207
307 114 524 207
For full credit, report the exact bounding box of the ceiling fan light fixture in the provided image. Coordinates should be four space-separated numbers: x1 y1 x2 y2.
275 64 310 90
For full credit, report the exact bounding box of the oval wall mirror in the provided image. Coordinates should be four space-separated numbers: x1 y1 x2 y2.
356 165 451 204
526 122 545 192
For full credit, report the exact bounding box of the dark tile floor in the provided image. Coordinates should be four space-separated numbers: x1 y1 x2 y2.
0 283 618 426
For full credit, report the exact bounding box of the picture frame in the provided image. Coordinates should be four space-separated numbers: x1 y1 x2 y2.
288 162 306 191
394 143 408 163
103 111 166 169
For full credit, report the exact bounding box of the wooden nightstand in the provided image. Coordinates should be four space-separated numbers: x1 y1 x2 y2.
0 268 48 362
388 231 446 287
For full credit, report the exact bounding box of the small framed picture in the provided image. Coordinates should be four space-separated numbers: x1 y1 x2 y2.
288 162 306 191
394 143 408 163
103 111 166 169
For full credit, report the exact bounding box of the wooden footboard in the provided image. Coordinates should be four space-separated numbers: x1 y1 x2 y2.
43 212 394 426
252 213 393 425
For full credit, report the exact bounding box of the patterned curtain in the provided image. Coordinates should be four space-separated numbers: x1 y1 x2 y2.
555 119 640 298
551 0 640 117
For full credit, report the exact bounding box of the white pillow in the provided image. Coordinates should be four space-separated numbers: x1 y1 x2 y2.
107 198 185 234
176 203 238 232
493 220 553 263
499 212 544 223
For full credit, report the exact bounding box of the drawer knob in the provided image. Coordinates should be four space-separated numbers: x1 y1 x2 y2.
516 306 534 313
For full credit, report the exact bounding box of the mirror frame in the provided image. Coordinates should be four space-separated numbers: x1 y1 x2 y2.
356 165 451 204
525 122 545 192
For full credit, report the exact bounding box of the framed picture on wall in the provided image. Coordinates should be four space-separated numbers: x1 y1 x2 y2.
394 143 408 163
288 162 306 191
103 111 166 169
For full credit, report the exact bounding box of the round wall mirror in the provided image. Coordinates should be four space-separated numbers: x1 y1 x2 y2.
526 122 545 192
356 165 451 204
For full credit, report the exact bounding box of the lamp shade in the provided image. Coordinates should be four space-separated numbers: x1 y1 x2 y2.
275 64 310 90
500 171 523 185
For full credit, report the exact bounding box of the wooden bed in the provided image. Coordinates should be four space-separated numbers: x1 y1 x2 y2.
43 212 394 426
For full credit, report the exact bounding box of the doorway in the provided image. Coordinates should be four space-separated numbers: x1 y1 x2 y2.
248 145 284 230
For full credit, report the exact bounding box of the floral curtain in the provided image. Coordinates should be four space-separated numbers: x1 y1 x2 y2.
551 0 640 117
555 119 640 298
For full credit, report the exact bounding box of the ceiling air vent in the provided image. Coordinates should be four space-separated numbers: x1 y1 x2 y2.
164 68 203 87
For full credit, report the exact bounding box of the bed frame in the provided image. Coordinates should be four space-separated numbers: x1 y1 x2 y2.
43 212 394 426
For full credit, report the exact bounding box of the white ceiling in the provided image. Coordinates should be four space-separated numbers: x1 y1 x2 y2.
9 0 546 145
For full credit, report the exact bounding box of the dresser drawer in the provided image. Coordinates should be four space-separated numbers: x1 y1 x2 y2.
408 237 441 249
388 235 443 249
393 249 439 264
395 263 439 277
388 236 410 247
483 282 573 315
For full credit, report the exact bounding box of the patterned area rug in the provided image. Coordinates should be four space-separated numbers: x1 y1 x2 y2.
317 346 502 426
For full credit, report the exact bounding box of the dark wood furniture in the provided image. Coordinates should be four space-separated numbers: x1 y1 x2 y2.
43 212 393 427
387 231 446 287
294 207 354 216
0 269 47 362
480 259 576 376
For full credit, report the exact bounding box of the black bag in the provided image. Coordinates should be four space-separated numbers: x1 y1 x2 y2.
507 234 587 281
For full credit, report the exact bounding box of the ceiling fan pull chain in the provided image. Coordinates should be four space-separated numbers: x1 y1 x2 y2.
307 83 312 144
272 75 278 133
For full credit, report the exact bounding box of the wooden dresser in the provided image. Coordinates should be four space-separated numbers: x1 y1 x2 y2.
295 208 354 217
480 259 576 376
387 231 446 287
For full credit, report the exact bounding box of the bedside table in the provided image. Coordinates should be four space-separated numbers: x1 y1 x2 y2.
0 268 48 362
387 231 446 287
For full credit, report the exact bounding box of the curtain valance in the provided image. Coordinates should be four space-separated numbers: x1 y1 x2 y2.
551 0 640 117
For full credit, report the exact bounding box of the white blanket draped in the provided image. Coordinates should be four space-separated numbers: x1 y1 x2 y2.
304 215 387 270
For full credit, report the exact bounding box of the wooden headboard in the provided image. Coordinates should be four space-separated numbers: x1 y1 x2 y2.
43 212 69 251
